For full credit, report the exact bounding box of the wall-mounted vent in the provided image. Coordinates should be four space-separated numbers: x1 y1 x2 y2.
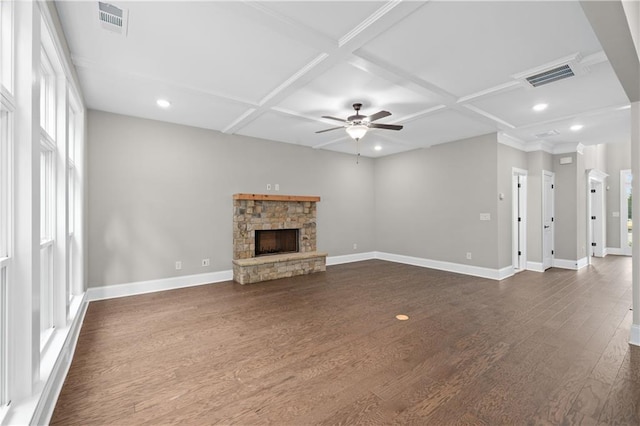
525 65 575 87
535 130 560 139
98 2 128 36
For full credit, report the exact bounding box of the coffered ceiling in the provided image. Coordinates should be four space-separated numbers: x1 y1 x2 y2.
55 1 632 158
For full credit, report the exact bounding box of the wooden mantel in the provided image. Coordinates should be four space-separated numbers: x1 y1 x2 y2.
233 193 321 202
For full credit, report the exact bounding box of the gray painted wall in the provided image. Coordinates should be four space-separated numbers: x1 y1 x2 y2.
88 111 376 287
88 110 624 287
606 141 632 248
497 144 527 268
374 133 501 269
553 153 580 261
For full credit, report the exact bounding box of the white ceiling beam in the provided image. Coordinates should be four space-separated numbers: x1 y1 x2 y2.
222 1 429 135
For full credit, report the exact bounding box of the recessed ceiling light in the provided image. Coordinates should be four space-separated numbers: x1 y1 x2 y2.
156 99 171 108
533 103 548 112
374 145 382 151
395 314 409 321
570 124 583 131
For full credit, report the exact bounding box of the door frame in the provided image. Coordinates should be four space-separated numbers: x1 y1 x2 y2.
512 168 528 272
586 169 608 263
542 170 555 270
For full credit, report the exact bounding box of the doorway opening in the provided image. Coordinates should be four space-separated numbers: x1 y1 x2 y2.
542 170 555 270
621 169 632 256
512 168 527 272
587 169 607 263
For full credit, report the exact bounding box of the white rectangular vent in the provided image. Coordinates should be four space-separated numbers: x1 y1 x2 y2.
98 2 128 36
526 65 574 87
535 130 560 139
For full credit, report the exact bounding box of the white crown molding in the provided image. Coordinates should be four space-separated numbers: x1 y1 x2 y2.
498 132 527 151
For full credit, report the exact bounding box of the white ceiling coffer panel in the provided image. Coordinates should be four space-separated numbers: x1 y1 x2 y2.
469 61 629 128
360 1 603 97
76 70 251 132
55 1 632 157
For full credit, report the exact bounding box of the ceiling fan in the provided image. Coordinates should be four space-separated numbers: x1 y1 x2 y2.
316 103 403 141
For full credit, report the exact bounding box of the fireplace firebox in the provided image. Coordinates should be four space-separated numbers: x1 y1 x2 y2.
255 229 299 256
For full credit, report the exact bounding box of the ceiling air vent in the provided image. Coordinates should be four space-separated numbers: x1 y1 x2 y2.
535 130 560 139
98 2 128 36
525 64 575 87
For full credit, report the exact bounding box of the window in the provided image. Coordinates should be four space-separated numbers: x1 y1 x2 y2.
0 104 11 411
0 0 12 409
40 139 55 347
0 1 12 93
40 50 55 139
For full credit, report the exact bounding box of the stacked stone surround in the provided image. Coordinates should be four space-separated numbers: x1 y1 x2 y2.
232 194 327 284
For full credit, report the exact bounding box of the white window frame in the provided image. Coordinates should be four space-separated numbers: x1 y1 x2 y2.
0 100 13 412
0 0 13 409
39 136 55 349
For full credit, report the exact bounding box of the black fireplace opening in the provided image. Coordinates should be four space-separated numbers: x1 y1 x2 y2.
255 229 299 256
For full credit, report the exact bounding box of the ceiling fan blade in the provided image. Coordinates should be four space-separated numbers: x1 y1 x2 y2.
369 123 403 131
366 111 391 122
321 115 347 123
315 126 345 134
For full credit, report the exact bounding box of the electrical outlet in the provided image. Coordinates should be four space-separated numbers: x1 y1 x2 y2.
266 184 272 190
480 213 491 221
175 261 182 270
466 252 472 260
275 184 280 191
202 258 210 267
353 243 357 250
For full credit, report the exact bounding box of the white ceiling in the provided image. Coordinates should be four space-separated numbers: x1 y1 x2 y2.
55 1 632 158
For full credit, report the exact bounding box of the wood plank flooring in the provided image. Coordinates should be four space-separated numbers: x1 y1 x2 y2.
51 256 639 425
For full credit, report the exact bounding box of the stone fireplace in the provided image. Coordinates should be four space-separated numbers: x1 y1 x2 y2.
232 194 327 284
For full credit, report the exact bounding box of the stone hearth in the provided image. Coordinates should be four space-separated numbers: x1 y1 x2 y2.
232 193 327 284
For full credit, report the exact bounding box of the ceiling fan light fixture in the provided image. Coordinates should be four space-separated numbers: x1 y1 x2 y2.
346 124 368 141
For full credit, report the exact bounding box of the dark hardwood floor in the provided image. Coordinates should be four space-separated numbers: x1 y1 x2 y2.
51 256 639 425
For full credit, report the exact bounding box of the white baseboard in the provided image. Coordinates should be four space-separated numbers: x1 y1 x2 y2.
87 270 233 301
526 261 545 272
498 266 515 280
631 324 640 347
374 252 507 280
606 247 629 256
553 257 588 270
326 252 376 266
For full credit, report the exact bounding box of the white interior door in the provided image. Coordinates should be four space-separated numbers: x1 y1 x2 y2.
542 171 555 270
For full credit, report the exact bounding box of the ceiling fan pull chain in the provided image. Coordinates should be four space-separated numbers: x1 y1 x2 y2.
356 139 360 164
